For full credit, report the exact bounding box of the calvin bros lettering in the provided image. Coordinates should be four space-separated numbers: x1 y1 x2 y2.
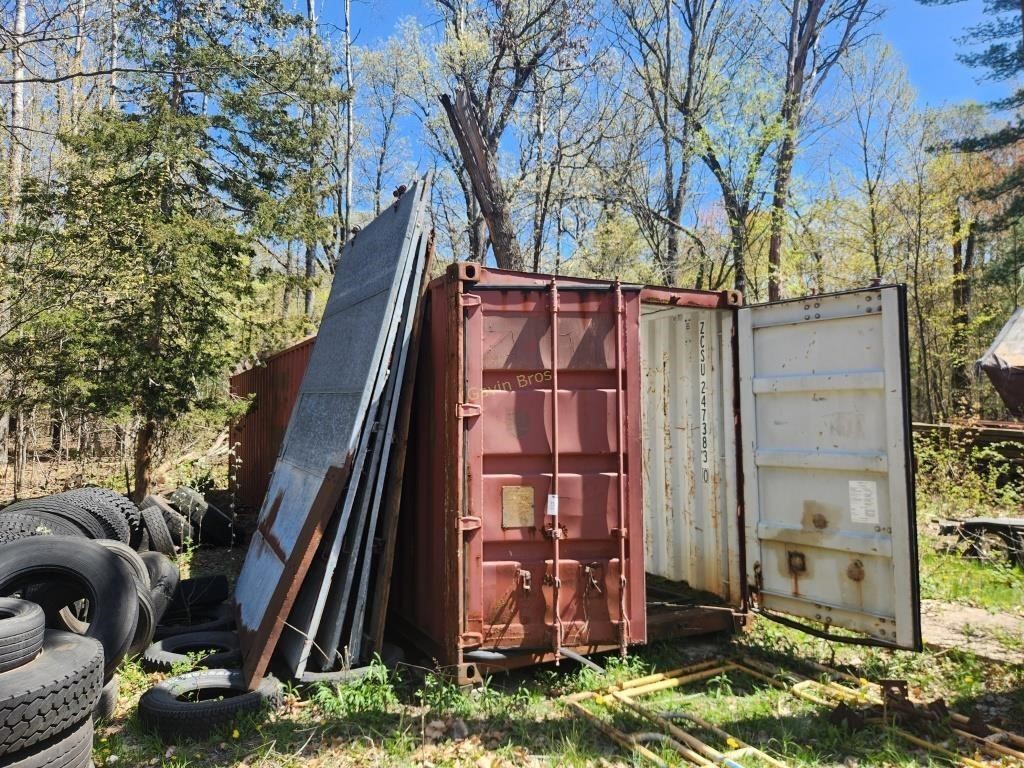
468 369 553 401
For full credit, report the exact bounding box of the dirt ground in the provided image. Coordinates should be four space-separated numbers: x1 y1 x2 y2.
920 598 1024 663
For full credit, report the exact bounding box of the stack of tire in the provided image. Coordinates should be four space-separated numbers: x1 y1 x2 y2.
0 598 100 768
0 488 279 746
0 490 169 675
0 534 138 768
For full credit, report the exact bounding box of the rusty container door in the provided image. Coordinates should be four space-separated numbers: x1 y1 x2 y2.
393 265 648 675
229 337 315 511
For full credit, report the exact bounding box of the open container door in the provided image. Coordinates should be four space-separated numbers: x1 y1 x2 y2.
738 286 921 650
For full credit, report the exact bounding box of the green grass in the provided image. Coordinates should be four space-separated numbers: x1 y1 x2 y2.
94 620 1024 767
919 537 1024 610
97 497 1024 766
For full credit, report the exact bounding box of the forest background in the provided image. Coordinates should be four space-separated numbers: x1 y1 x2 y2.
0 0 1020 501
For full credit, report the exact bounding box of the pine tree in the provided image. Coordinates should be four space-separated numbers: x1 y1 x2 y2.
919 0 1024 224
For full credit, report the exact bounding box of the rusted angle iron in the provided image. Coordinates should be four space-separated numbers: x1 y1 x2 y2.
736 658 1017 767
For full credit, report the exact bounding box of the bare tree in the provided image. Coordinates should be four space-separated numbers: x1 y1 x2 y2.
839 43 912 280
432 0 589 268
356 33 413 215
764 0 874 300
611 0 736 282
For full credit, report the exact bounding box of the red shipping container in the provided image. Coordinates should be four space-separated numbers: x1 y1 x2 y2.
229 337 315 511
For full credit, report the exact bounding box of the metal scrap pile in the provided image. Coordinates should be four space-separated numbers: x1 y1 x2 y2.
233 174 433 686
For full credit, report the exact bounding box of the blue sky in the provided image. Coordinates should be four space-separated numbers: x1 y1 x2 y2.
878 0 1003 108
331 0 1002 110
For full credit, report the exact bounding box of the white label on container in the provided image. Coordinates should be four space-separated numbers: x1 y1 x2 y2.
547 494 559 517
849 480 879 525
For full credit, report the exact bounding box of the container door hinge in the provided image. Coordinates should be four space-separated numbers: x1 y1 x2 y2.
459 516 482 532
457 402 481 419
459 632 483 649
460 294 482 308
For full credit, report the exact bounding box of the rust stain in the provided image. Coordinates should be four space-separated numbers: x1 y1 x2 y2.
256 492 286 562
240 461 352 689
802 500 840 531
847 559 865 582
782 549 808 597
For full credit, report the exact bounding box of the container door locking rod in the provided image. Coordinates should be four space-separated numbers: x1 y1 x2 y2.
548 278 563 659
613 279 629 656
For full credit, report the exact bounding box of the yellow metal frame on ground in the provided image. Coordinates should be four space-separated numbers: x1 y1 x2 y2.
563 656 1024 767
564 659 788 767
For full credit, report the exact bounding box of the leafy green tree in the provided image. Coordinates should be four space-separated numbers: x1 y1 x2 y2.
12 108 256 499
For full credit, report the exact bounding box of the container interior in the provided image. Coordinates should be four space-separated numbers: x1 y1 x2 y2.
640 304 742 625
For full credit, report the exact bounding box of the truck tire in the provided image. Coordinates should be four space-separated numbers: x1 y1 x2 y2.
0 512 80 545
93 674 119 721
138 669 282 742
154 602 234 640
0 500 104 539
0 598 44 673
96 540 150 590
141 497 193 547
128 587 157 657
139 552 179 625
0 630 103 757
168 575 229 614
0 537 139 678
140 504 175 556
76 488 142 547
0 717 93 768
34 540 151 656
141 631 240 672
50 492 130 544
55 582 154 657
170 487 234 546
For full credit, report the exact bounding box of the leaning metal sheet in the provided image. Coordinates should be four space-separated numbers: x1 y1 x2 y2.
280 190 427 677
235 177 431 687
309 224 431 673
348 231 431 663
274 176 430 679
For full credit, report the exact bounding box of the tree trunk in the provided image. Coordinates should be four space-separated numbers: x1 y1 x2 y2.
729 214 747 297
304 240 316 317
1 0 27 473
109 0 120 105
304 0 320 317
950 211 975 416
70 0 87 128
531 75 546 273
283 241 294 316
767 131 795 301
51 413 62 455
132 419 156 503
868 185 882 279
469 215 487 262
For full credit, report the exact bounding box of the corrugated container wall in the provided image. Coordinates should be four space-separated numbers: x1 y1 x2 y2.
229 337 315 511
